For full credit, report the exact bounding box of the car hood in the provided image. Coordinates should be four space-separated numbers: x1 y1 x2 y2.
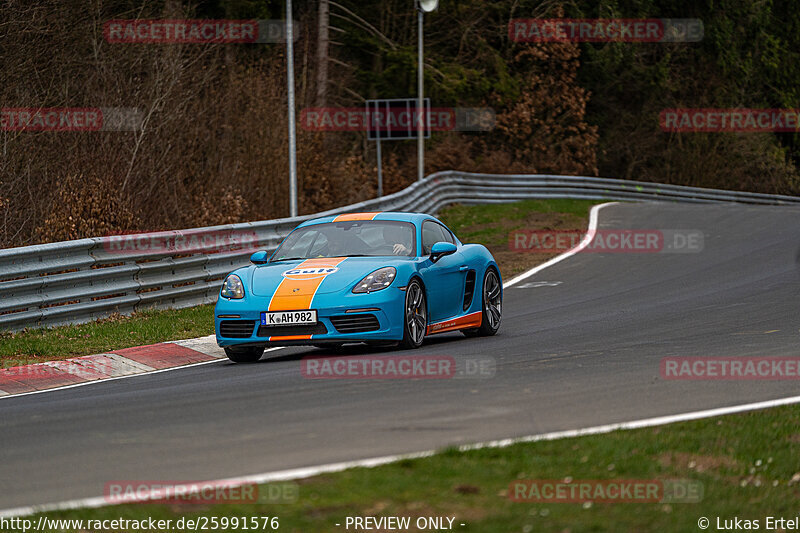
250 257 406 298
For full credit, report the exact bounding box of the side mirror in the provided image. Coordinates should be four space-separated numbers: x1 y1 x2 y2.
430 241 457 263
250 251 269 265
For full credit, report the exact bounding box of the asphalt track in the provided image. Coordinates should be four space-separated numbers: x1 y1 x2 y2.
1 202 799 510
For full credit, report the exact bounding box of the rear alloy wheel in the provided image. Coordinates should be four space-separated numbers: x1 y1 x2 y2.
224 346 265 363
400 279 427 349
463 268 502 337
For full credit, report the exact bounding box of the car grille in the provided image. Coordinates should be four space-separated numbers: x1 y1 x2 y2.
330 314 380 334
219 320 256 338
256 322 328 337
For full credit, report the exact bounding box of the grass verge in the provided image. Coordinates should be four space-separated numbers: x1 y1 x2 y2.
437 198 599 279
0 306 214 364
24 404 800 532
0 199 599 364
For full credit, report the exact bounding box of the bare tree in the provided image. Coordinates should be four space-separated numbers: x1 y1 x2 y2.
315 0 330 107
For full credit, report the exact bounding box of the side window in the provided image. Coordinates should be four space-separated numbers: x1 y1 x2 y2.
422 221 447 255
436 223 455 244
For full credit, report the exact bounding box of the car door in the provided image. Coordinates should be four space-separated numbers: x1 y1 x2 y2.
419 221 466 322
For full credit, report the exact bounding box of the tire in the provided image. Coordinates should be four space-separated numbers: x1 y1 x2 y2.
463 268 502 337
224 346 265 363
399 278 427 349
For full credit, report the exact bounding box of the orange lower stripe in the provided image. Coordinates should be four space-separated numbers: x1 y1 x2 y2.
333 212 381 221
426 311 483 335
269 335 313 341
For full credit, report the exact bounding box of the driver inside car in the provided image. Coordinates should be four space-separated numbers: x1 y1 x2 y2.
322 230 351 257
382 224 413 256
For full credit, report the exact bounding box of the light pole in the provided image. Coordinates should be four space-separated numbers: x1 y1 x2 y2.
286 0 298 217
416 0 438 181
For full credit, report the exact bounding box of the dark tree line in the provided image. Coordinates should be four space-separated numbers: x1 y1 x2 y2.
1 0 797 248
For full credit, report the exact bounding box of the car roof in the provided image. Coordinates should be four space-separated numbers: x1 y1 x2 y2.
298 211 440 228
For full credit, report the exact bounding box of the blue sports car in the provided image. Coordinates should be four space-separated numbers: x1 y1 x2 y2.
214 212 502 362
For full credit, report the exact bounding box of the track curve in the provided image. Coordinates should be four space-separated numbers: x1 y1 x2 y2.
1 202 799 510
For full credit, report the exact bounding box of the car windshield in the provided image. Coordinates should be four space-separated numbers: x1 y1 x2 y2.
271 220 417 260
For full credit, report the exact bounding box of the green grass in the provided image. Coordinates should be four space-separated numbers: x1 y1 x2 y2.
0 305 214 365
441 198 599 225
438 199 599 248
26 404 800 532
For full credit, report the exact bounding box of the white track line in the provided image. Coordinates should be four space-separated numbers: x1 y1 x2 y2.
0 347 285 402
3 394 799 518
504 201 617 288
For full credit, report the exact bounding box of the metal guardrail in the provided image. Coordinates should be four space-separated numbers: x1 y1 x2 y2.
1 171 799 331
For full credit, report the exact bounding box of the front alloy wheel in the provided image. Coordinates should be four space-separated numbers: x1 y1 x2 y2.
400 279 427 349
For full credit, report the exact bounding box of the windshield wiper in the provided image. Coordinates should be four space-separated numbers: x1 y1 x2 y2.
270 257 306 262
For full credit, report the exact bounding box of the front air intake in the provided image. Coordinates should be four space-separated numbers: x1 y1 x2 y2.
330 314 380 333
220 320 256 338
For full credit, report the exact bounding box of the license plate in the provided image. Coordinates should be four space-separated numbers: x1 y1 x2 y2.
261 310 317 326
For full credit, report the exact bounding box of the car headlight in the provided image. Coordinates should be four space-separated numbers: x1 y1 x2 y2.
352 267 396 293
220 274 245 299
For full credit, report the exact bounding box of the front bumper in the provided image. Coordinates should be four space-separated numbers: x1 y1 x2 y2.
214 286 405 347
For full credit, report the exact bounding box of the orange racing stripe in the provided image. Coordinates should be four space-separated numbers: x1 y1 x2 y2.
426 311 483 335
267 257 348 312
333 212 381 222
266 257 348 341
